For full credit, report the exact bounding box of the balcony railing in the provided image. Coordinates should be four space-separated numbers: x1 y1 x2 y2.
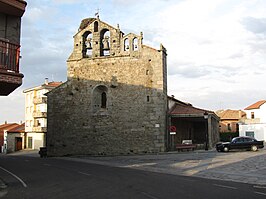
0 38 20 73
32 111 47 118
32 126 47 132
33 96 47 104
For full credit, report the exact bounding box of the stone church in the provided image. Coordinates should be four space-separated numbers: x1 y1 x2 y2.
46 16 168 156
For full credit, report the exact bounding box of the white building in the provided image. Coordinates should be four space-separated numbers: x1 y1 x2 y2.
23 79 62 150
239 100 266 141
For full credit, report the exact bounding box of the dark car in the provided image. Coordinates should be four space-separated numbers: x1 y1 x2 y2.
216 136 264 152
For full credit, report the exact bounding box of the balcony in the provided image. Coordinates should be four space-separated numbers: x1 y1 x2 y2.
32 111 47 118
32 126 47 133
33 96 47 104
0 38 23 95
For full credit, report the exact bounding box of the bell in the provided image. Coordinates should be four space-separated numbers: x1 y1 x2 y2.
102 38 110 50
86 38 92 49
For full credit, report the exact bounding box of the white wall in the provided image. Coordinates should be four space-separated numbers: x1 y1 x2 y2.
246 103 266 122
239 124 266 141
26 132 45 150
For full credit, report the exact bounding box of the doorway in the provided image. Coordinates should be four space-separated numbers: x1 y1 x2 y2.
15 137 22 151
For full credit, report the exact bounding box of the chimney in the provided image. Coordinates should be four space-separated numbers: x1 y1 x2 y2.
45 78 48 85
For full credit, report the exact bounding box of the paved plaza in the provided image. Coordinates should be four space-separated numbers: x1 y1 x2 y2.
2 148 266 186
64 148 266 186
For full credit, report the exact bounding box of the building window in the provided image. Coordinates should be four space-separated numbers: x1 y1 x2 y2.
227 123 231 131
94 21 98 32
251 112 255 119
101 92 107 108
246 131 254 138
92 85 108 113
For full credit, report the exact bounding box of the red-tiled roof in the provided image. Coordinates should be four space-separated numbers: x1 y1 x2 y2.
42 81 62 87
7 123 25 133
216 109 246 120
170 103 212 115
245 100 266 110
0 123 18 131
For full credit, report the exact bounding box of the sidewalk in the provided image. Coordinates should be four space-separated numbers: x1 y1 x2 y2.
63 148 266 185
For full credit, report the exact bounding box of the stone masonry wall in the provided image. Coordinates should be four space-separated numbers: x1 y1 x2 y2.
47 18 167 156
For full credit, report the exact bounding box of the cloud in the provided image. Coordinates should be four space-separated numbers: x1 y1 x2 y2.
241 17 266 34
2 0 266 123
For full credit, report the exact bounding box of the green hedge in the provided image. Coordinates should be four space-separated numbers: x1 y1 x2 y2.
219 132 239 142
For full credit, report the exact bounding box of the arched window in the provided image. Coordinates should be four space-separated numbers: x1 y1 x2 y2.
94 21 98 32
92 85 108 113
133 38 138 51
124 38 129 51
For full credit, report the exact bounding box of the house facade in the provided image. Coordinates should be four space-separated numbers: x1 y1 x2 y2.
0 0 27 95
46 16 168 156
23 79 62 150
0 122 24 153
239 100 266 141
216 110 246 133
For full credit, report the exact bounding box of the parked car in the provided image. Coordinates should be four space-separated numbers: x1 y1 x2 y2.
216 136 264 152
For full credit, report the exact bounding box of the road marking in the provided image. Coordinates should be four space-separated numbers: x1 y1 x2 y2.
78 171 91 176
140 191 159 199
0 166 27 188
254 191 266 196
213 184 237 190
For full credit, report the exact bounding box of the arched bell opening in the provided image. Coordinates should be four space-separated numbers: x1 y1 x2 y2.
100 29 110 56
83 31 93 57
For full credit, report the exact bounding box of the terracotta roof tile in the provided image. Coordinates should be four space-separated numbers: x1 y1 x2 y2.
42 81 62 87
7 123 25 133
170 103 213 115
216 109 246 120
0 123 18 131
245 100 266 110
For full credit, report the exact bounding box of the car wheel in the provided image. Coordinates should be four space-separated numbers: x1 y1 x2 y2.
223 147 229 152
251 145 258 152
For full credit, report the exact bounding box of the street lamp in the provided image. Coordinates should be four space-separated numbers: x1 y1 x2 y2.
203 112 208 151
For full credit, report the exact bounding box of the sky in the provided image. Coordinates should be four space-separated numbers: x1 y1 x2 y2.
1 0 266 123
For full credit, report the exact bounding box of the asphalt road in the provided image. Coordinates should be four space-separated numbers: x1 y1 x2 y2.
0 154 265 199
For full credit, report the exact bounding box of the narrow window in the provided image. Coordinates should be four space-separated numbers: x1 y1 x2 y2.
251 112 255 119
146 70 149 75
101 92 107 108
227 123 231 131
94 21 98 32
147 96 150 102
